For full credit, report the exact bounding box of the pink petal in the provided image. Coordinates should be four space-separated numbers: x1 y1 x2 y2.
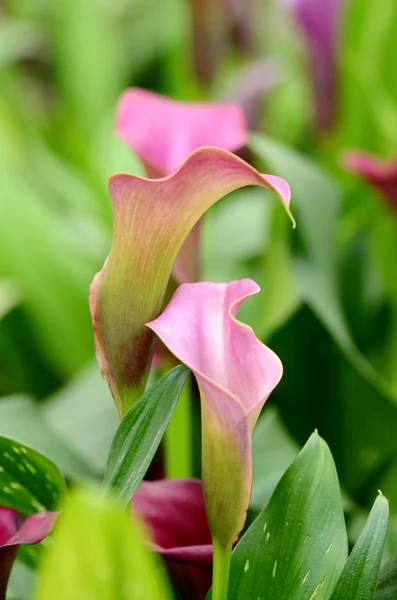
342 150 397 212
91 148 292 415
133 479 212 600
147 280 283 547
115 88 248 175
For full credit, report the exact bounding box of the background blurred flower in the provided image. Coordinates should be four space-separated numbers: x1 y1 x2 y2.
90 148 291 415
147 279 283 549
285 0 344 132
133 479 212 600
342 150 397 212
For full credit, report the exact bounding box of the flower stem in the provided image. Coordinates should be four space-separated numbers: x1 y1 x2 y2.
212 538 232 600
164 375 192 478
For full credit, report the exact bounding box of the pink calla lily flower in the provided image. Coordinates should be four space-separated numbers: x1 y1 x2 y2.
116 88 247 177
90 148 293 415
0 507 56 599
115 88 248 283
133 479 212 600
285 0 344 131
343 150 397 213
147 279 283 549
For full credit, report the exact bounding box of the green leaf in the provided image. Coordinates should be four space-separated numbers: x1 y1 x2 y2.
44 361 119 473
375 553 397 599
104 365 189 504
0 280 18 321
0 437 65 514
249 133 397 507
0 396 93 480
34 487 172 600
226 432 347 600
330 494 389 600
251 407 299 510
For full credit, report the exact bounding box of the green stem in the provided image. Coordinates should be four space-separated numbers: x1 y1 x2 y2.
212 538 232 600
164 375 192 478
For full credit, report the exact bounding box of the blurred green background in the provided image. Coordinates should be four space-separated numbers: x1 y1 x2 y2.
1 0 397 575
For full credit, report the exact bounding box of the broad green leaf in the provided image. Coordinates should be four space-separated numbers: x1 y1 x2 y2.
330 494 389 600
249 134 391 383
34 487 172 600
202 188 300 336
0 396 93 479
104 365 189 504
249 133 397 506
376 553 397 599
0 437 65 514
0 150 94 378
251 407 299 510
51 0 129 137
338 0 397 153
226 432 347 600
44 362 119 473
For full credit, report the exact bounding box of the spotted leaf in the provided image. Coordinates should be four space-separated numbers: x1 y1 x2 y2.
0 437 65 514
223 432 348 599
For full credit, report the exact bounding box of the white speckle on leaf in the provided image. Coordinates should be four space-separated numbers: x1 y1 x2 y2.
24 463 36 474
263 521 267 534
324 543 333 555
3 452 14 462
266 532 270 542
319 531 324 538
272 561 277 578
301 571 310 586
10 482 23 491
244 560 249 573
303 536 309 544
11 446 21 455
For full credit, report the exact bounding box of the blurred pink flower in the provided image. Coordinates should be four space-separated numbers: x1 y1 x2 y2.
147 279 283 549
116 88 247 177
90 148 292 415
285 0 344 131
133 479 212 600
343 151 397 212
115 88 247 283
0 507 56 599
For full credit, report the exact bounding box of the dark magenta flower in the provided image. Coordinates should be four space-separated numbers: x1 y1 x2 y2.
0 507 56 599
343 150 397 212
285 0 344 131
133 479 212 600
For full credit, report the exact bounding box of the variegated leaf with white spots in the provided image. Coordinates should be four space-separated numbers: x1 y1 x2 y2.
0 436 65 514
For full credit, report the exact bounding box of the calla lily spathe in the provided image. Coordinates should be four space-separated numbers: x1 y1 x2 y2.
133 479 212 600
116 88 247 177
285 0 344 131
90 148 293 415
343 150 397 213
0 507 56 599
116 88 249 283
147 279 283 548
